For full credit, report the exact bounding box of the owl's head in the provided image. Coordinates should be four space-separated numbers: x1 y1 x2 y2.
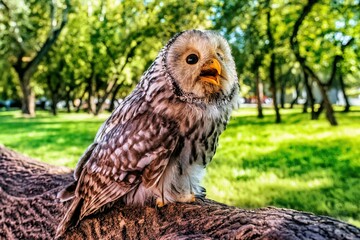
163 30 238 102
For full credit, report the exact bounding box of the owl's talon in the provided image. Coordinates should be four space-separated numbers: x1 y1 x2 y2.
156 198 166 208
176 193 196 203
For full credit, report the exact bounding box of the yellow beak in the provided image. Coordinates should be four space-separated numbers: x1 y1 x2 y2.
199 58 222 86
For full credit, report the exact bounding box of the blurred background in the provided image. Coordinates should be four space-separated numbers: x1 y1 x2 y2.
0 0 359 227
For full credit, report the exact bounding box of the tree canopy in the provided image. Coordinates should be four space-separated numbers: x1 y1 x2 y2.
0 0 359 123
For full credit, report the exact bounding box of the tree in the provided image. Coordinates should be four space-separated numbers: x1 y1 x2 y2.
0 0 70 116
35 0 215 115
265 0 281 123
1 145 359 239
290 0 358 125
216 0 286 123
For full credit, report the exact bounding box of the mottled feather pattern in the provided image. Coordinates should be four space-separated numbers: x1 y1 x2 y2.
56 29 240 238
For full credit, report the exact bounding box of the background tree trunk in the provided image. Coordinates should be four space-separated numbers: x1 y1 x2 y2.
266 6 281 123
109 82 126 112
18 75 36 116
1 146 359 240
255 69 264 119
302 72 316 117
290 75 301 109
339 74 351 112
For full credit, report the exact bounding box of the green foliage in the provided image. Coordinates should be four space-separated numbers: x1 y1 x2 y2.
1 0 359 114
0 108 359 226
215 0 360 99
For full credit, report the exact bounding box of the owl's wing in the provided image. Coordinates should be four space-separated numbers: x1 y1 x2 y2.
75 110 179 220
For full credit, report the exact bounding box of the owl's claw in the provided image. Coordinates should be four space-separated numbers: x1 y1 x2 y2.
177 193 196 203
156 198 166 208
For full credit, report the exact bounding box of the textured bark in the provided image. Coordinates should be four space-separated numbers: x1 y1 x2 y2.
0 146 359 240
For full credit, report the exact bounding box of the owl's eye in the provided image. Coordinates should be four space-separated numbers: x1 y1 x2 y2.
186 54 199 65
217 52 224 61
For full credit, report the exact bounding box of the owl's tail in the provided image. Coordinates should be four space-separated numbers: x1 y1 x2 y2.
55 196 84 239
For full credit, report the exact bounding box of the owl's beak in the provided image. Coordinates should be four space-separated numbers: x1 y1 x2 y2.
199 58 222 86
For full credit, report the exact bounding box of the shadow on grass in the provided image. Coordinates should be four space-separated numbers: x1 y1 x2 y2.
0 113 105 166
209 139 360 225
206 110 360 225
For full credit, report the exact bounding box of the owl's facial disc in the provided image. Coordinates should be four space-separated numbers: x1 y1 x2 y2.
165 30 238 99
199 58 222 86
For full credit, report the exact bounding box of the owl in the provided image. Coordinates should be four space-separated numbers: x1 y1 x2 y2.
55 29 240 237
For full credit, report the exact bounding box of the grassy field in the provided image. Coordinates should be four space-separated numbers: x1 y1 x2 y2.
0 107 359 227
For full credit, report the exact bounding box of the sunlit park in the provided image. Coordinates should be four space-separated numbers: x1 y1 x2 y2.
0 0 359 237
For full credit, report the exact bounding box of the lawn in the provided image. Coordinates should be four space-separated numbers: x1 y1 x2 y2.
0 107 359 227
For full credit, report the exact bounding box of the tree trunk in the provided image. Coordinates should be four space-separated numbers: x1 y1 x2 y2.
290 75 301 109
308 70 337 125
280 80 286 109
279 68 287 109
255 69 264 119
339 74 351 112
303 72 316 117
289 0 338 125
65 89 71 113
86 73 96 114
18 74 36 116
269 53 281 123
266 7 281 123
0 146 359 239
314 101 324 120
47 75 61 116
109 83 123 112
51 95 58 116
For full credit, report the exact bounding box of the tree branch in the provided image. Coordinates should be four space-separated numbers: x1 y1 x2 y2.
325 37 354 87
0 145 359 239
23 0 71 78
0 0 10 12
1 0 27 56
289 0 338 125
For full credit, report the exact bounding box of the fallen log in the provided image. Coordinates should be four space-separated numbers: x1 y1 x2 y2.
0 145 359 240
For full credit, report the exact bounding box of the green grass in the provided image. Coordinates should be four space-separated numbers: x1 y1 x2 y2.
0 111 108 167
0 107 359 227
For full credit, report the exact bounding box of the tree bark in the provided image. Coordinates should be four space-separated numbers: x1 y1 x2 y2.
1 146 359 240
